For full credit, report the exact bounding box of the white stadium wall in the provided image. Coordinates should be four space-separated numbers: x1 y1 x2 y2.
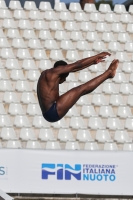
0 149 133 195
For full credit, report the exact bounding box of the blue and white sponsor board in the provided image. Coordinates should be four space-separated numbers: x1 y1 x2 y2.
0 149 133 195
42 163 116 181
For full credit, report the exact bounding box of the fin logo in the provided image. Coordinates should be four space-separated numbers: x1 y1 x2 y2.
42 163 81 180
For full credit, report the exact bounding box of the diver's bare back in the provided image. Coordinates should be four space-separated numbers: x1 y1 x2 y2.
37 69 59 113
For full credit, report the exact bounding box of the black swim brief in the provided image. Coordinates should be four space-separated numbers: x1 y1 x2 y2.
43 102 60 123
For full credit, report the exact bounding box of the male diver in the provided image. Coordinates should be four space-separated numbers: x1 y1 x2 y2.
37 52 119 122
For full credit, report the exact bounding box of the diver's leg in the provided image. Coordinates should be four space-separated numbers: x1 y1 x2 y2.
56 60 119 118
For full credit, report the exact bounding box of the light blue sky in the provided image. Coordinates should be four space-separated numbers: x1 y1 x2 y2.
96 0 126 4
113 0 125 4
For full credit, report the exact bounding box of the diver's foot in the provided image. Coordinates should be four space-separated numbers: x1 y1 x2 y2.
107 59 119 78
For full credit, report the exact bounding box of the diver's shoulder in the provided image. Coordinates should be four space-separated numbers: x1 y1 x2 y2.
44 69 55 80
41 69 52 75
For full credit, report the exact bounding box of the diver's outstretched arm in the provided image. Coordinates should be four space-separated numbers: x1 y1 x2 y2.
52 52 111 76
70 52 111 72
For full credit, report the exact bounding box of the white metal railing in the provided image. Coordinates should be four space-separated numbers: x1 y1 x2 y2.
0 189 14 200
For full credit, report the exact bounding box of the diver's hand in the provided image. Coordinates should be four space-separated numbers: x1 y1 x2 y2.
94 52 111 64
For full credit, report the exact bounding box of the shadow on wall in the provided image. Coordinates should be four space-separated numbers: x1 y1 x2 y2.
4 0 54 8
95 0 114 10
60 0 113 10
60 0 80 9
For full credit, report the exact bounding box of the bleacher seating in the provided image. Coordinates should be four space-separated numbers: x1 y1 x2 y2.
0 1 132 150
